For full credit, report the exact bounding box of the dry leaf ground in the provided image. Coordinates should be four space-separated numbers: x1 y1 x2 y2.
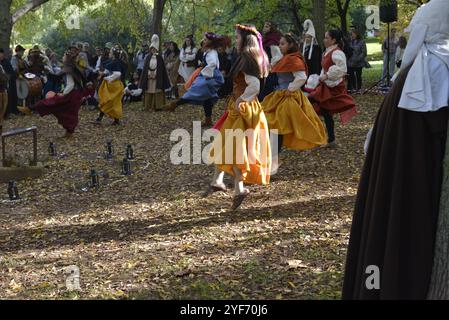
0 93 384 300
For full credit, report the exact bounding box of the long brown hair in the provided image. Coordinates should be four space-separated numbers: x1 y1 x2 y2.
230 24 269 79
203 32 228 50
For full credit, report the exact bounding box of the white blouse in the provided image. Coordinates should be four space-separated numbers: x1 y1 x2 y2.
288 71 308 92
201 49 219 78
321 45 347 88
148 55 158 79
399 48 449 112
63 74 75 95
240 73 260 102
270 46 283 66
180 46 197 63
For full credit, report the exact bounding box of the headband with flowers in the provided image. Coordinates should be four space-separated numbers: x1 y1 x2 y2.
235 24 258 35
204 32 223 41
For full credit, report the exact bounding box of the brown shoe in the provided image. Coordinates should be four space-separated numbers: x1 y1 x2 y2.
165 100 178 112
18 106 32 115
231 189 250 210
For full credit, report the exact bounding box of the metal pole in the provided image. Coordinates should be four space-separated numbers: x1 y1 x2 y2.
1 136 5 167
32 129 37 166
386 22 391 87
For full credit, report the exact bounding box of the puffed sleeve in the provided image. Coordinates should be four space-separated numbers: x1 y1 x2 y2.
240 73 260 102
327 50 347 81
201 50 218 78
185 47 197 62
63 74 75 95
270 46 283 66
288 71 307 92
179 48 186 62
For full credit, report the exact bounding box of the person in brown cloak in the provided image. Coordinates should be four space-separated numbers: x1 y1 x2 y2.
342 0 449 300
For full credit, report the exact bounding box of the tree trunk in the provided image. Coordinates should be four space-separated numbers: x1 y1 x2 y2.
12 0 51 24
0 0 13 55
288 0 303 34
151 0 166 36
336 0 351 35
312 0 326 49
427 125 449 299
0 0 51 54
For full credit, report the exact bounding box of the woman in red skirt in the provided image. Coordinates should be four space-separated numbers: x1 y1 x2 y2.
18 51 91 138
308 29 356 148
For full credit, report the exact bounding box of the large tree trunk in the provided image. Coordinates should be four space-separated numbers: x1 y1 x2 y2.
288 0 303 34
427 125 449 299
151 0 166 36
336 0 351 35
0 0 13 56
0 0 51 55
312 0 326 49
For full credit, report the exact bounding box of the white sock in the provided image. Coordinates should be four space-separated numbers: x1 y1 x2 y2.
212 167 225 186
232 167 245 195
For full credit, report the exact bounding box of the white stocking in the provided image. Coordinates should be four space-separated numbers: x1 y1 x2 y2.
232 166 245 195
212 167 225 186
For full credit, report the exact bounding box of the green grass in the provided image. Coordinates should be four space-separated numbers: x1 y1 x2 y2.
362 38 383 87
363 60 383 87
367 42 382 56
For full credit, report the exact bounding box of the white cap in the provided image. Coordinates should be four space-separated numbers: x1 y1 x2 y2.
150 34 160 51
303 19 317 60
303 19 316 38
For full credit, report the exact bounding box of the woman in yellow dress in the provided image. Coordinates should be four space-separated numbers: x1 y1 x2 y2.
262 34 327 173
208 24 271 210
96 46 126 125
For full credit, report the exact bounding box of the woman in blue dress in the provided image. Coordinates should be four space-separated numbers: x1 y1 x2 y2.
165 32 226 127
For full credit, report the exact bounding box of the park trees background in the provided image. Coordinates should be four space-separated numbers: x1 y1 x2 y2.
1 0 429 57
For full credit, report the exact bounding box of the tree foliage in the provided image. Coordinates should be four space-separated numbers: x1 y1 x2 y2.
5 0 425 54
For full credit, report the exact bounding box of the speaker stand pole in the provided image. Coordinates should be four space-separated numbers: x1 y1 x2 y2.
386 22 391 88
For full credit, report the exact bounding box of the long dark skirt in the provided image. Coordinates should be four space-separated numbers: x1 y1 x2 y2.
34 89 88 133
6 75 18 115
342 65 449 300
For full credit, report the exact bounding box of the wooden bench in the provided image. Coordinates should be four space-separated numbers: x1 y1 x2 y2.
1 126 38 167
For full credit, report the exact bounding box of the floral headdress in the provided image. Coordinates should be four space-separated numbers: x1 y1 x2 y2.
235 24 258 35
204 32 223 41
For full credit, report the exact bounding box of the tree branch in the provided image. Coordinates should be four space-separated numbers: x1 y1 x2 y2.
163 0 173 34
12 0 51 24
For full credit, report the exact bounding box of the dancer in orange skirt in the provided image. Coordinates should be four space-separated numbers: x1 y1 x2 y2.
208 24 271 210
262 33 327 173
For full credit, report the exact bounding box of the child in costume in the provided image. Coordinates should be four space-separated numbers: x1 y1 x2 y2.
165 32 226 127
308 29 356 148
208 24 271 210
96 46 127 125
178 35 198 83
18 51 90 138
123 72 143 103
262 33 327 173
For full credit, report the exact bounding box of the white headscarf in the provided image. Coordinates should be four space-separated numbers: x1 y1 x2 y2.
150 34 160 51
398 0 449 112
303 19 317 60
